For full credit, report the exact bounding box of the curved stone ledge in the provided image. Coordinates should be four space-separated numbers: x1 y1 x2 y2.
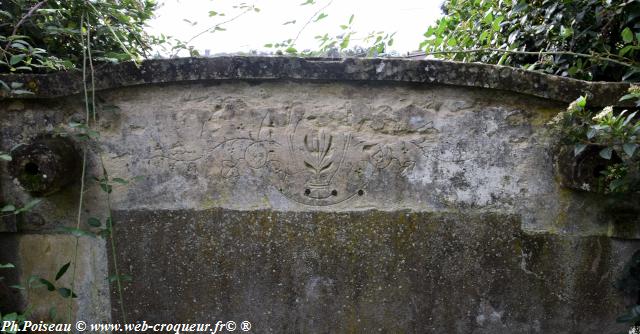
0 56 631 106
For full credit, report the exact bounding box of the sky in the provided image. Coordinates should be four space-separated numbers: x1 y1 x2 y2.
147 0 445 56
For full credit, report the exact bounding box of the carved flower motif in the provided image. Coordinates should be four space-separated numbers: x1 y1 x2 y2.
369 145 392 169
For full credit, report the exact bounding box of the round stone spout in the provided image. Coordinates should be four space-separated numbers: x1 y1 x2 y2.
9 137 79 196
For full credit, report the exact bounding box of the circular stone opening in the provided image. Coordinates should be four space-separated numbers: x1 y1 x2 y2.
24 162 40 176
304 189 311 196
357 190 364 196
331 190 338 196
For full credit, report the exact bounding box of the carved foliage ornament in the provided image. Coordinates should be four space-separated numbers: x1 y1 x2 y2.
211 107 420 206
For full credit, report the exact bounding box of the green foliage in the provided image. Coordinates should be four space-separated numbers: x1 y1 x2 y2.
0 263 75 332
558 86 640 193
27 270 77 298
422 0 640 81
0 0 157 73
0 0 157 95
264 1 396 57
166 2 261 57
0 198 42 216
0 311 28 334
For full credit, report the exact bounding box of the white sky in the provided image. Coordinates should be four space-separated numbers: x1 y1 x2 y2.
148 0 444 56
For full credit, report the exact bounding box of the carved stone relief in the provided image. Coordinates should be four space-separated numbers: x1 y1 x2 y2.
209 105 424 206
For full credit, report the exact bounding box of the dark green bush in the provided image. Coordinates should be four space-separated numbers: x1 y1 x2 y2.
0 0 156 74
421 0 640 81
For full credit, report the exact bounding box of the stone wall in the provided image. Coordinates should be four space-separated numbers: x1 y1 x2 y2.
0 57 638 333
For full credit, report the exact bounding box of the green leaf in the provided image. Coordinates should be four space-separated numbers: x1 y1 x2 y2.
314 13 328 22
112 177 129 185
599 147 613 160
55 262 70 281
264 43 273 47
9 54 25 65
620 93 639 101
15 198 42 214
0 80 10 92
340 33 351 50
623 143 638 157
574 144 587 156
622 27 634 44
57 288 77 298
87 217 101 227
10 42 27 50
623 111 638 126
619 45 634 57
0 263 15 269
348 14 355 24
39 278 55 291
283 20 296 25
99 182 113 194
285 47 297 54
609 178 626 192
560 26 573 38
587 127 597 139
576 96 587 108
3 313 17 322
0 10 13 19
567 66 578 77
98 227 112 238
1 204 15 212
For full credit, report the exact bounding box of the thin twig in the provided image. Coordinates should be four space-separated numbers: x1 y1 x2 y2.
3 0 48 51
422 48 636 68
85 1 138 64
87 19 96 124
100 154 127 323
183 7 254 48
292 0 333 46
68 12 88 328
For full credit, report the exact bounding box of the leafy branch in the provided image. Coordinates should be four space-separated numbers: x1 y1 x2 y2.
2 0 47 52
173 3 260 57
292 0 334 47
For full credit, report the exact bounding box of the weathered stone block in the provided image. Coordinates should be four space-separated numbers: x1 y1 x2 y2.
0 57 638 333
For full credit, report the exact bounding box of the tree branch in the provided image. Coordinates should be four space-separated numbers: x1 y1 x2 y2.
3 0 48 51
292 0 333 46
184 6 254 47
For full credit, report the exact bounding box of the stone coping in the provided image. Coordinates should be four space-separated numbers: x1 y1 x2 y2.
0 56 631 106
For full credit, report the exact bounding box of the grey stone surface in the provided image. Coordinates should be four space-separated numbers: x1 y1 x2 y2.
0 57 638 333
111 209 634 334
0 57 632 107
